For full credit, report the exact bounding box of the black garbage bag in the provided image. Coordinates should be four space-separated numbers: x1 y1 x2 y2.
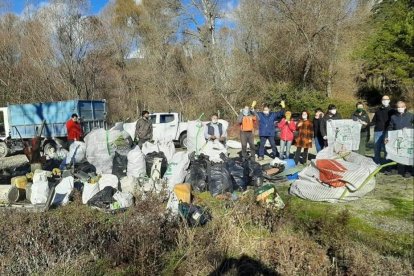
87 186 117 209
42 159 62 172
112 152 128 179
209 163 233 197
221 153 248 191
145 151 168 178
11 164 31 177
246 160 264 187
178 202 211 227
75 161 97 174
185 153 210 192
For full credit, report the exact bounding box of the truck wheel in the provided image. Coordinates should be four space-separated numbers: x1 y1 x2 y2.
0 142 8 158
179 133 188 148
43 142 57 157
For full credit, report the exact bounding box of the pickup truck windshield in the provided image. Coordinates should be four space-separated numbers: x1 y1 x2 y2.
160 114 175 124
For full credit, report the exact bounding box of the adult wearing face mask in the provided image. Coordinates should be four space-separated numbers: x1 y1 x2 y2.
313 108 325 152
204 114 227 145
352 102 370 155
370 95 395 164
238 105 257 160
294 111 313 165
252 102 285 161
319 104 342 147
385 101 413 177
135 110 153 149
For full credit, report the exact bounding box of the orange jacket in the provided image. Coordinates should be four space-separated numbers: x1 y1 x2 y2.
238 114 256 132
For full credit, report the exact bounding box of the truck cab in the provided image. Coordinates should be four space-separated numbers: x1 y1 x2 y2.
123 112 188 148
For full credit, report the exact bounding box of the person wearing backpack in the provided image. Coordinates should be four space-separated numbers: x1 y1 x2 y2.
277 111 296 159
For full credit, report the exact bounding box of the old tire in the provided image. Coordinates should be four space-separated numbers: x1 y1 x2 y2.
43 142 57 157
179 133 188 149
0 142 8 158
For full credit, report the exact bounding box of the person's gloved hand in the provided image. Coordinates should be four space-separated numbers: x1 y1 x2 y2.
280 100 286 109
219 137 225 142
384 138 389 144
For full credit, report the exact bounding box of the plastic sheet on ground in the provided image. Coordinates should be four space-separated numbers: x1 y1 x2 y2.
290 150 378 203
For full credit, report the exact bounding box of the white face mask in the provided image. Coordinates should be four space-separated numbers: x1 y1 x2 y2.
212 119 218 124
243 109 249 116
382 100 390 107
302 114 307 120
397 107 405 114
330 109 337 115
263 110 269 115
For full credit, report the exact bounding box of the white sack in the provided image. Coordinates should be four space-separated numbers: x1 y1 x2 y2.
52 176 74 206
66 141 86 164
84 129 132 174
123 121 137 140
158 140 176 162
164 151 190 191
141 141 160 155
186 120 206 154
30 170 51 204
82 182 99 204
386 129 414 166
326 119 362 151
98 174 119 190
120 176 138 194
127 146 146 177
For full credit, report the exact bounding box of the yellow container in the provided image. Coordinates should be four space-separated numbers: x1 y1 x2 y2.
11 176 28 190
174 183 191 204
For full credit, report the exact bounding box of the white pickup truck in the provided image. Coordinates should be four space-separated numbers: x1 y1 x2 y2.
123 112 189 147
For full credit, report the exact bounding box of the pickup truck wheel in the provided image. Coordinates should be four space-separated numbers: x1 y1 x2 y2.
43 142 57 157
0 142 8 158
179 133 188 148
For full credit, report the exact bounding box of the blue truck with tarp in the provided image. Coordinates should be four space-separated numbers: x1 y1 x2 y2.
0 100 107 158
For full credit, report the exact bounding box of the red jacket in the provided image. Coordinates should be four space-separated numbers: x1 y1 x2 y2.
277 118 296 141
66 119 83 141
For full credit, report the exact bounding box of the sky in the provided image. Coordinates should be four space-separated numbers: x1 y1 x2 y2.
9 0 239 17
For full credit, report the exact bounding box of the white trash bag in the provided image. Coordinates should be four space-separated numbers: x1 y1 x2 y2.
127 146 146 178
52 176 74 206
226 140 242 149
30 170 51 204
98 174 119 191
82 182 99 204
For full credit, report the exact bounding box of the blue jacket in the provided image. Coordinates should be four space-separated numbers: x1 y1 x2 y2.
388 112 414 131
255 110 284 137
